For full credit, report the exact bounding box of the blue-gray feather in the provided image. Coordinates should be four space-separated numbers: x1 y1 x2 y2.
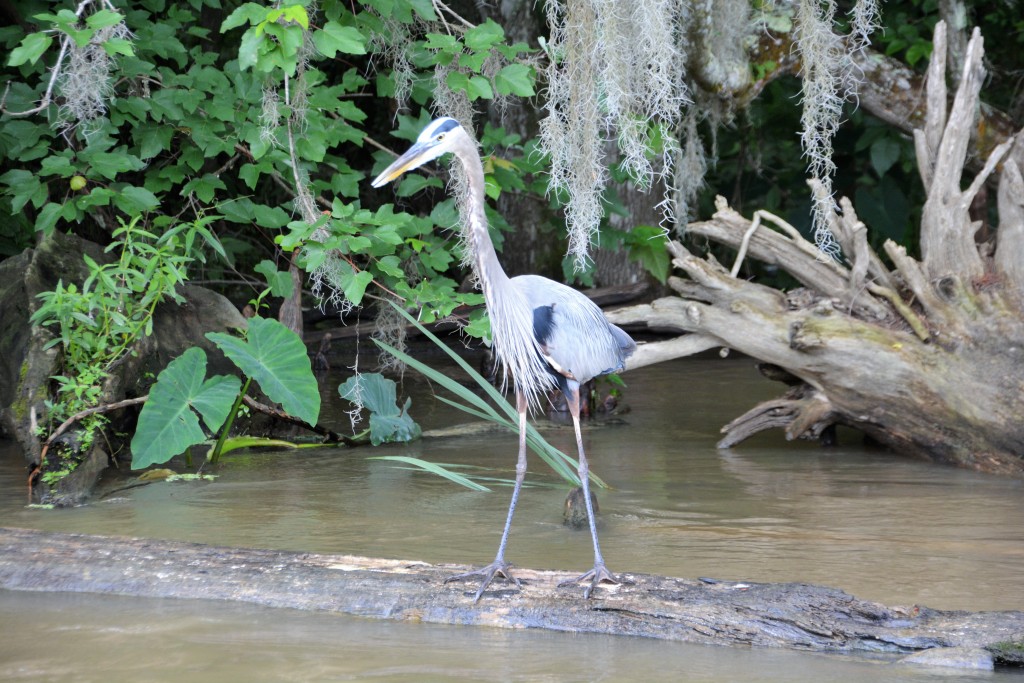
514 274 636 385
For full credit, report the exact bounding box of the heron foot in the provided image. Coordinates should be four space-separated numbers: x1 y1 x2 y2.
444 561 521 603
558 562 619 599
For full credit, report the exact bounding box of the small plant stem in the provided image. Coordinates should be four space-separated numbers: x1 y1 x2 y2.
209 377 252 465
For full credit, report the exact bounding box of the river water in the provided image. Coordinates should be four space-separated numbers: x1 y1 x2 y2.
2 350 1023 681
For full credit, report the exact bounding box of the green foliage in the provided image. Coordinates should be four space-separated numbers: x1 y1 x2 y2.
375 302 595 488
130 347 241 469
30 215 214 463
131 316 320 469
208 316 320 426
0 0 539 325
622 225 670 283
338 372 420 445
370 455 490 491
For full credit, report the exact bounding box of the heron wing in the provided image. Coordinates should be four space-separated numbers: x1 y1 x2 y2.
512 275 635 384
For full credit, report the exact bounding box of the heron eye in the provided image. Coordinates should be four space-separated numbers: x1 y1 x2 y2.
437 133 446 141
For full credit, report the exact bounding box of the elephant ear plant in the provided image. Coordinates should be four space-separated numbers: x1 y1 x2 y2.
130 316 320 469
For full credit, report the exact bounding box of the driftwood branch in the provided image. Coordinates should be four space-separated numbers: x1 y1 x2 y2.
2 527 1021 660
995 157 1024 293
615 21 1024 475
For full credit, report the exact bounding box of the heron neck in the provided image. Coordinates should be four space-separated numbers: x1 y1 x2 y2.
457 146 509 292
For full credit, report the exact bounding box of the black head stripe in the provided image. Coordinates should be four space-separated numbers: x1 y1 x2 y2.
432 118 460 136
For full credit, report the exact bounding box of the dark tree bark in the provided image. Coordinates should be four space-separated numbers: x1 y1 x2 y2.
609 23 1024 476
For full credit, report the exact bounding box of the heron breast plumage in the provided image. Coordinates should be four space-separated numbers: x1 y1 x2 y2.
511 274 636 386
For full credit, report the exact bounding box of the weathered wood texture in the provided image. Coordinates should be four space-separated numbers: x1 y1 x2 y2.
2 527 1023 657
609 22 1024 475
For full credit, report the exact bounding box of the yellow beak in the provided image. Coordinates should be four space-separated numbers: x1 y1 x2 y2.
371 141 434 188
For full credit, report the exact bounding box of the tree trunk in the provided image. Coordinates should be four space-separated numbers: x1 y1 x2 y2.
3 527 1023 663
608 22 1024 476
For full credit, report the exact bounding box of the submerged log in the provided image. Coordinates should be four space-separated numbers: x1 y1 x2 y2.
2 527 1023 661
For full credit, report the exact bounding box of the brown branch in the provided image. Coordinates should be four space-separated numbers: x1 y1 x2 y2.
34 395 150 485
241 395 364 446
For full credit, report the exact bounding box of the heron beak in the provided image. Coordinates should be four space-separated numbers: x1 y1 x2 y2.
371 141 435 188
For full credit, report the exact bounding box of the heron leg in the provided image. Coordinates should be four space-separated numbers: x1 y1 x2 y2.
558 383 619 598
445 392 529 602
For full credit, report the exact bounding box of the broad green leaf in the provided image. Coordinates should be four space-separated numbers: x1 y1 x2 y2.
494 63 534 97
130 347 242 468
238 28 262 70
423 33 460 53
115 185 160 213
8 32 52 67
467 75 493 100
84 151 143 180
207 316 320 426
35 203 63 235
463 19 504 51
85 9 124 30
269 4 309 29
221 2 266 31
313 21 366 57
2 169 45 212
339 373 421 445
338 264 373 304
625 225 670 283
102 38 134 58
254 259 294 297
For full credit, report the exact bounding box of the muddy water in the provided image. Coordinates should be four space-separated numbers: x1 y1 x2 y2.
2 353 1024 681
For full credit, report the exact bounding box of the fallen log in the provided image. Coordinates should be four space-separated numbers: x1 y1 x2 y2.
2 527 1023 662
608 22 1024 476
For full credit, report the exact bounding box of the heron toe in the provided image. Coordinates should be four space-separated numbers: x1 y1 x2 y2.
559 562 620 598
444 561 522 602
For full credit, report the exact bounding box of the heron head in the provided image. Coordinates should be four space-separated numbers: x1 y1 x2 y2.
371 117 465 188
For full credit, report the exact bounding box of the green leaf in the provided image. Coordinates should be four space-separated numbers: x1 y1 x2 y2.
467 75 493 100
115 185 161 213
85 9 124 30
35 203 63 235
374 303 588 487
339 373 421 445
207 316 320 426
494 63 534 97
463 19 504 51
338 265 373 305
216 435 302 455
221 2 266 31
2 168 47 212
625 225 670 283
372 456 488 491
8 32 52 67
84 151 143 180
238 28 262 70
254 260 295 297
313 21 367 57
423 32 460 53
102 38 134 58
130 347 242 469
182 174 227 203
870 137 901 178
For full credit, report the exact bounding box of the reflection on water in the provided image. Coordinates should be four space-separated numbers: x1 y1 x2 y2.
2 354 1024 681
3 589 1015 683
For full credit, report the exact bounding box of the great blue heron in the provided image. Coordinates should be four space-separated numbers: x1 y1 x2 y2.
372 116 636 600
